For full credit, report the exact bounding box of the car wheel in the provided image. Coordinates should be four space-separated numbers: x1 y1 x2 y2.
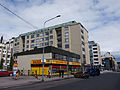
9 73 13 76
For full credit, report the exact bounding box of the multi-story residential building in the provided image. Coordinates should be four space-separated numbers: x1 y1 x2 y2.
0 37 14 68
14 21 90 65
89 41 101 67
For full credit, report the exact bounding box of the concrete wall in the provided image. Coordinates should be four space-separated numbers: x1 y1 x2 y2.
17 53 52 75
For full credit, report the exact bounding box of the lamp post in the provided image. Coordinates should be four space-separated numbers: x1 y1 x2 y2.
42 15 61 82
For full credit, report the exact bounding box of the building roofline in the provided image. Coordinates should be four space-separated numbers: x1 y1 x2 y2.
19 21 79 37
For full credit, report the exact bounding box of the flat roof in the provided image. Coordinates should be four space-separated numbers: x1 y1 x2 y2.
14 46 80 59
20 21 78 37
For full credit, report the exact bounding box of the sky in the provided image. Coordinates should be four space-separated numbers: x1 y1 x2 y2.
0 0 120 61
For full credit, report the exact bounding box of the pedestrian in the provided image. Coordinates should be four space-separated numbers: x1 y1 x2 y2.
61 70 64 78
59 70 61 77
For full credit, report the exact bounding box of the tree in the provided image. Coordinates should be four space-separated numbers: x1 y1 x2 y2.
0 58 4 69
7 56 14 71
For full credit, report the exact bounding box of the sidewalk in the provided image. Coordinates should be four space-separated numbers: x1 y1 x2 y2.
0 75 74 89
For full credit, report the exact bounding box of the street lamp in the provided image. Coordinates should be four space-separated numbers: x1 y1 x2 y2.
42 15 61 82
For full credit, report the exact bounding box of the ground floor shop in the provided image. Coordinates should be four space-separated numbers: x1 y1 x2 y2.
31 60 81 76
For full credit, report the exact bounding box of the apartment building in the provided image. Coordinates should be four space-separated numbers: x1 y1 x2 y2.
89 41 101 66
14 21 90 65
0 38 14 68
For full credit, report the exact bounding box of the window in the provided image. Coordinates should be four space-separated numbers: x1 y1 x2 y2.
27 36 29 39
31 44 34 48
27 40 29 43
81 35 84 40
65 26 69 30
45 32 49 35
36 39 39 42
94 58 98 61
40 33 43 37
31 35 34 38
36 34 39 37
50 41 53 45
82 41 84 45
40 43 44 46
82 48 85 51
40 38 44 41
26 45 29 48
50 30 53 34
36 44 39 47
65 38 69 42
65 44 69 48
45 37 49 40
45 42 49 46
94 55 98 57
93 48 97 50
31 40 35 43
81 29 84 34
93 44 97 46
93 51 98 53
65 32 69 36
50 35 53 39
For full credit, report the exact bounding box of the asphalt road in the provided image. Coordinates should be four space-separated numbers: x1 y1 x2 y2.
1 72 120 90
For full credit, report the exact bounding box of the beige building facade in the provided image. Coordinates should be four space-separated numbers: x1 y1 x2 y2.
14 21 90 65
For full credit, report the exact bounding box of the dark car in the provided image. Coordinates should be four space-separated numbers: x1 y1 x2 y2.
87 69 100 76
74 71 89 79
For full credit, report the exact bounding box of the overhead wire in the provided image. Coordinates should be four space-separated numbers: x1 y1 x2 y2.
0 3 38 29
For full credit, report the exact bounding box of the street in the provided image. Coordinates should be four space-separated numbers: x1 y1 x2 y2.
1 72 120 90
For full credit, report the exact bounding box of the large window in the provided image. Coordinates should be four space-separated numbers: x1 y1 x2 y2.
50 30 53 34
45 32 49 35
36 34 39 37
26 45 29 48
31 44 34 48
45 42 49 46
36 39 39 42
50 35 53 39
65 26 69 30
36 44 39 47
65 32 69 36
31 40 35 43
40 43 44 46
65 38 69 42
27 40 29 43
27 36 29 39
45 37 49 40
31 35 34 38
40 33 43 37
50 41 53 45
93 48 97 50
40 38 44 41
65 44 69 48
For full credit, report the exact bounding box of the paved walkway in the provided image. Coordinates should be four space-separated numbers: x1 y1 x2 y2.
0 75 73 89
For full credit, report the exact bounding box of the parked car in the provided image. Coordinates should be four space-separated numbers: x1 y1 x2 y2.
74 71 89 79
0 69 13 76
87 69 100 76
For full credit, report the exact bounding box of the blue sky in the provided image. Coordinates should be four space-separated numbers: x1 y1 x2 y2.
0 0 120 61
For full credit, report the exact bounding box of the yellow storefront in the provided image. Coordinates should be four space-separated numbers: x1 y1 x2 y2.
31 60 81 76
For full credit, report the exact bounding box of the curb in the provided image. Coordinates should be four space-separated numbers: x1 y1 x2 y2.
0 76 74 90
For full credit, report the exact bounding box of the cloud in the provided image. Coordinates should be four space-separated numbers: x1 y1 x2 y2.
0 0 120 57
